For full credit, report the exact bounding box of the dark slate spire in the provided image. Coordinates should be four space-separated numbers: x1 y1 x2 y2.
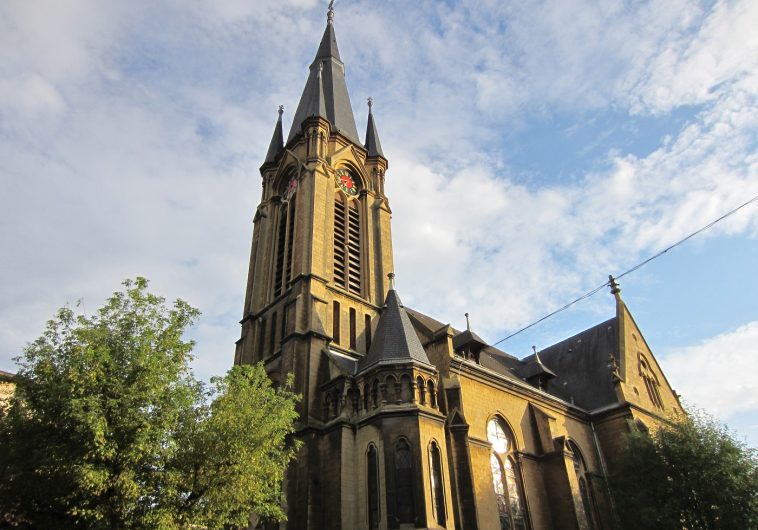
358 283 432 371
305 62 327 120
287 6 360 145
364 97 385 158
264 105 285 165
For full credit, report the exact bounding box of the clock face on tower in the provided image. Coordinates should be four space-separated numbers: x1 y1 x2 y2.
335 168 359 197
284 176 298 200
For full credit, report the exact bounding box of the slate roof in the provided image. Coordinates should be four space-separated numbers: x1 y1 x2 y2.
264 108 284 164
364 108 385 158
357 290 432 372
523 318 620 410
452 329 488 351
287 18 360 145
404 306 620 410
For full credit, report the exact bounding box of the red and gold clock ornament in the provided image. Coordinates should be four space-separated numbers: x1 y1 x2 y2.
335 168 359 197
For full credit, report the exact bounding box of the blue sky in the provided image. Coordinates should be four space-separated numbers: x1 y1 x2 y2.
2 0 757 445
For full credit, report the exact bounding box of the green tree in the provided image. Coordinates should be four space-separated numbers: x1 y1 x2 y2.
0 278 299 529
611 409 758 530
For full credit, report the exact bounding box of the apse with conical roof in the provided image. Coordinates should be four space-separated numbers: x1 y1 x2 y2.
358 285 432 371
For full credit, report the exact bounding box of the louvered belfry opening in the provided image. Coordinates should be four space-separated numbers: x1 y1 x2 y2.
334 194 347 288
347 200 361 293
333 190 362 295
275 194 296 298
285 195 296 282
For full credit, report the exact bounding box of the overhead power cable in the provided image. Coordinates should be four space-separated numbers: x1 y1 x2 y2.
492 193 758 347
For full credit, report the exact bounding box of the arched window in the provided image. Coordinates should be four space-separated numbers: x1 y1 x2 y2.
333 170 362 295
367 444 380 529
427 380 437 408
416 376 426 405
429 441 447 527
487 417 528 530
568 441 597 530
395 439 416 524
371 379 379 409
274 183 296 297
639 355 664 410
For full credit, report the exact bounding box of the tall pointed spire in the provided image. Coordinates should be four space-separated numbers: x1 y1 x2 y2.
287 4 360 145
364 97 385 158
264 105 285 165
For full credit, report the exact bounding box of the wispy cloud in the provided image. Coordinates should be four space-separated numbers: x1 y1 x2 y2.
662 321 758 420
1 1 757 446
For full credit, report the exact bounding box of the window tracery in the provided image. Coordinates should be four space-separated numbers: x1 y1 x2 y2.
568 441 598 530
639 355 664 410
487 417 527 530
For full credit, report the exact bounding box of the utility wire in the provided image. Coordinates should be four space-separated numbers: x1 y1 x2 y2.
492 193 758 347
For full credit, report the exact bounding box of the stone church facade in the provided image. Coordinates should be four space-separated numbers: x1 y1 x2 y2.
234 8 682 530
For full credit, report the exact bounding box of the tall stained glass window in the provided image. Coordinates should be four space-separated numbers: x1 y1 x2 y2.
487 418 527 530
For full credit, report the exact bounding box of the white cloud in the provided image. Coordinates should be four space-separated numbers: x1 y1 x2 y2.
1 0 756 409
662 321 758 419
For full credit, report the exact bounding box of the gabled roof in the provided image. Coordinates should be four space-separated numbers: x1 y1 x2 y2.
358 290 432 372
287 17 360 145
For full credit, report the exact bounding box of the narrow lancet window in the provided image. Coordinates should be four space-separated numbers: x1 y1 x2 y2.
365 314 372 351
395 439 415 524
332 301 341 345
367 445 380 529
350 308 357 349
429 442 446 527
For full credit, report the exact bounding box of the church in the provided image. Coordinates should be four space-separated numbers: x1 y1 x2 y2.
234 6 682 530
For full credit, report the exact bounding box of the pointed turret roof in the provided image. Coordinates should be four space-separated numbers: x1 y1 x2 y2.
452 313 488 351
358 288 432 371
264 105 285 165
287 9 360 145
364 98 385 158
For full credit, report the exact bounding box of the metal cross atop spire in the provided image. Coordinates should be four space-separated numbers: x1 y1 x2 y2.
327 0 335 22
278 105 284 117
367 96 373 113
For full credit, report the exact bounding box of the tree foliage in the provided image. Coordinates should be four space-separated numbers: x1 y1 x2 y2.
0 278 300 529
611 409 758 530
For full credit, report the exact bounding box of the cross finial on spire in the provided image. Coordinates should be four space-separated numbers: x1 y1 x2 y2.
387 272 395 290
278 105 284 117
327 0 335 23
608 274 621 296
465 313 471 331
367 96 373 114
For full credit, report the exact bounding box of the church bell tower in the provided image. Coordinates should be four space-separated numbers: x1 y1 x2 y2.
235 4 393 425
236 8 455 530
